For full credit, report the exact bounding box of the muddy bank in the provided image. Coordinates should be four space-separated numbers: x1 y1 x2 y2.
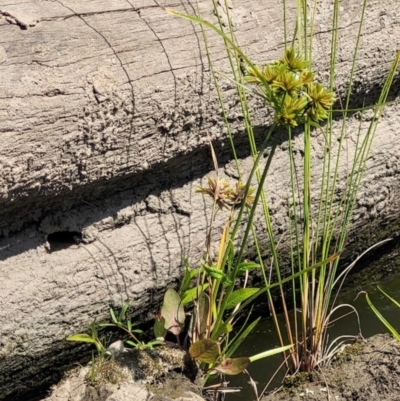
34 333 400 401
40 344 205 401
261 334 400 401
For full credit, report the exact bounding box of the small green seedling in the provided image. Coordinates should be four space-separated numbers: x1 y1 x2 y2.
67 320 106 356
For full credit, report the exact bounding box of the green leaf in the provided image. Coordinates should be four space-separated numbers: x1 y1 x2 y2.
154 315 166 339
364 292 400 342
143 340 163 349
127 320 132 332
179 258 192 294
189 339 221 363
378 286 400 308
213 357 250 375
110 308 118 324
98 323 116 328
66 333 96 344
165 8 273 100
119 303 129 322
197 292 210 337
204 265 224 280
190 267 203 279
94 343 105 354
204 265 232 286
225 317 260 358
249 344 293 363
237 262 260 273
228 253 343 323
212 321 233 339
225 288 259 309
126 340 139 348
90 321 98 338
181 283 209 305
161 288 185 336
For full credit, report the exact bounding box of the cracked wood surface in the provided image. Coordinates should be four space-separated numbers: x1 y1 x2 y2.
0 0 398 225
0 1 400 400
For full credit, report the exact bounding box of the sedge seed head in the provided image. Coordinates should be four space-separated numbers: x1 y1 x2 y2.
196 177 234 210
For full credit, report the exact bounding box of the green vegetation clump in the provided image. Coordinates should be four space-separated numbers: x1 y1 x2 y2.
332 341 364 365
86 357 128 386
283 371 318 392
66 1 400 399
166 0 399 395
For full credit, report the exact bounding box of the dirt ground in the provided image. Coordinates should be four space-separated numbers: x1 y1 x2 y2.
30 333 400 401
261 334 400 401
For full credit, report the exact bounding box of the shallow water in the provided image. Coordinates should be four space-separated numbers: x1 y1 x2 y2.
225 273 400 401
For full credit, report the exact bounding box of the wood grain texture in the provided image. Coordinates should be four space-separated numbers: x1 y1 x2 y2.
0 1 399 399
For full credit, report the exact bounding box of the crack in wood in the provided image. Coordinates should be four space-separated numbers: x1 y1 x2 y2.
40 3 181 22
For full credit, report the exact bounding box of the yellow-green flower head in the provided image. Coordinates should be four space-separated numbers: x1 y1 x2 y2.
306 83 335 122
299 70 314 86
280 47 309 73
262 64 286 84
272 71 303 96
243 47 335 126
244 65 262 85
275 95 308 127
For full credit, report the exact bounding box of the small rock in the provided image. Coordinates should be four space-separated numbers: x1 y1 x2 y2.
106 340 126 356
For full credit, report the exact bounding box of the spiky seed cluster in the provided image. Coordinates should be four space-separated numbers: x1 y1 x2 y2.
245 47 335 127
196 177 255 210
233 181 255 208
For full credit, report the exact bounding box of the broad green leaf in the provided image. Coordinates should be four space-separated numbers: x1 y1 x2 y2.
197 292 210 337
189 339 221 363
127 320 132 332
249 344 293 362
66 333 96 344
189 292 210 339
214 357 250 375
154 315 166 339
181 283 209 305
161 288 185 336
225 288 259 309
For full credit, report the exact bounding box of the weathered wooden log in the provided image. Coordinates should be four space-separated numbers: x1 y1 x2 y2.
0 0 399 399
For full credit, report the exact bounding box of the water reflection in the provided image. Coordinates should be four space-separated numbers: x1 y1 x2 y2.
226 273 400 401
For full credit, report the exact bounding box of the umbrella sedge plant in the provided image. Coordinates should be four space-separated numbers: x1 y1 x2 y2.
165 0 400 389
